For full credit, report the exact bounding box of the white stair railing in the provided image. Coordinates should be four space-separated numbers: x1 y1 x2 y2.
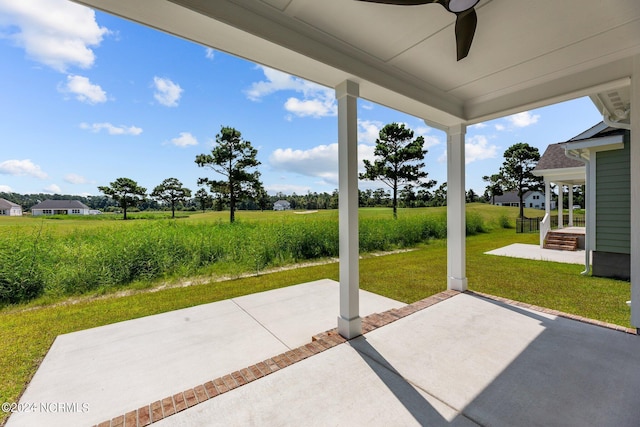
540 213 550 248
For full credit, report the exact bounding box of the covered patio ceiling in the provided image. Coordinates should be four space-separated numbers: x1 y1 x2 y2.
72 0 640 129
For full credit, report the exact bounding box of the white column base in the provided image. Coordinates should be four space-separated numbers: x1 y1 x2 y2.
337 315 362 340
448 277 468 292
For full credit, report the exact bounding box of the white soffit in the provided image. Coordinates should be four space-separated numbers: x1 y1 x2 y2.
72 0 640 128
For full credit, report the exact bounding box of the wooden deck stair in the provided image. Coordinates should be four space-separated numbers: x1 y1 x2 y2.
544 231 579 251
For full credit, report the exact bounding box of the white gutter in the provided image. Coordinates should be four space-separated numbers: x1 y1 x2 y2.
603 108 631 130
564 147 591 275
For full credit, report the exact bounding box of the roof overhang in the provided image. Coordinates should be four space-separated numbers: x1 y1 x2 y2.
70 0 640 129
532 166 585 185
564 134 625 153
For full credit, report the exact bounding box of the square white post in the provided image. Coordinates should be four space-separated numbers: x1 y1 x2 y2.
447 124 468 291
336 80 361 339
545 180 551 216
631 55 640 329
557 182 564 229
568 185 574 226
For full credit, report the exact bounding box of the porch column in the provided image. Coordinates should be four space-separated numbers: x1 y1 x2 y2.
336 80 361 339
447 123 467 291
544 180 551 216
631 55 640 329
557 182 564 229
568 185 574 226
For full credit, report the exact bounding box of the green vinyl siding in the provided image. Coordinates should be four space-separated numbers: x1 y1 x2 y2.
595 132 630 254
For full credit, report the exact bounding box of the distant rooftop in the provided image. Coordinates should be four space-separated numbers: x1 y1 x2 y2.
31 199 90 210
0 198 21 209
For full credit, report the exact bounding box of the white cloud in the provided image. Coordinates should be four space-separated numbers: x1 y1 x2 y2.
494 111 540 131
0 0 109 72
64 173 88 184
507 111 540 127
153 76 182 107
43 184 61 193
0 159 48 179
465 135 498 164
284 97 336 119
170 132 198 147
269 143 375 185
437 135 498 165
80 122 142 135
60 75 107 104
204 47 215 60
245 66 336 119
358 119 382 144
413 126 442 149
469 123 488 129
0 184 12 192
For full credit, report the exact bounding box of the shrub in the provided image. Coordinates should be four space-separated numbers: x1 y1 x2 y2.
0 234 45 304
1 211 487 303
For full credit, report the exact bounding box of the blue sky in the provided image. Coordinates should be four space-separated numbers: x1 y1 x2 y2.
0 0 603 198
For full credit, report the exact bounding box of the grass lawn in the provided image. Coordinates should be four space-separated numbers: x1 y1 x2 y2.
0 206 627 424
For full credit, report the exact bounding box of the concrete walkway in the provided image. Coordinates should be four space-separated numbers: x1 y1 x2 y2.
485 243 589 265
6 279 404 427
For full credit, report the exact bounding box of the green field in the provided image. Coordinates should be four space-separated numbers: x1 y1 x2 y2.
0 204 630 424
0 205 514 306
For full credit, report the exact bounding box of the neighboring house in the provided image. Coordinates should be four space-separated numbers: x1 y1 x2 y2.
492 190 551 210
273 200 291 211
533 122 630 280
31 200 91 216
0 198 22 216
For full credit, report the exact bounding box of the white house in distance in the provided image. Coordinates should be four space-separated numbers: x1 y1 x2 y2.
273 200 291 211
492 190 552 210
31 200 91 216
0 198 22 216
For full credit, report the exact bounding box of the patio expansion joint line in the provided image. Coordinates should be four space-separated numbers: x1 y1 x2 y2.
90 290 461 427
230 298 292 350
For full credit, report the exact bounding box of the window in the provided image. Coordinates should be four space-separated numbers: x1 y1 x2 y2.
71 209 81 214
43 209 52 215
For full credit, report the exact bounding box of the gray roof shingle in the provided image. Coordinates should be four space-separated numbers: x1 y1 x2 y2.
0 198 21 210
31 199 90 210
534 143 584 171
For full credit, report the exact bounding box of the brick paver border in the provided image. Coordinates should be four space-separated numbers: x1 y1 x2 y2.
92 289 635 427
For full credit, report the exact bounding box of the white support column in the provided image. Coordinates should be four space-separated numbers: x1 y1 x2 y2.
631 55 640 329
545 181 551 216
568 185 574 226
336 80 361 339
557 182 564 229
447 124 468 291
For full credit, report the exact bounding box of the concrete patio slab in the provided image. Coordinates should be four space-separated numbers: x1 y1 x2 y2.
232 279 404 349
6 279 404 427
153 293 640 427
485 243 589 265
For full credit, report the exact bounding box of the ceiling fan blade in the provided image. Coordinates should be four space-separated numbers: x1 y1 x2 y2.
455 7 477 60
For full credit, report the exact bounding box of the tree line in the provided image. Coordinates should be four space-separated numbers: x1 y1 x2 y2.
4 125 573 222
